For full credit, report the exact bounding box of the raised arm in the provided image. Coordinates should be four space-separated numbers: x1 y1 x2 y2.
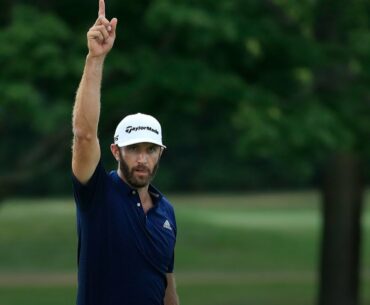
72 0 118 184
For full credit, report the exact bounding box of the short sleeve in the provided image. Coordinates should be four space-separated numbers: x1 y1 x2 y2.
167 252 175 273
166 207 177 273
72 160 107 211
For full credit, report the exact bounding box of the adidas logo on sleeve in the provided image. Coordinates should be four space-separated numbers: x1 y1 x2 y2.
163 220 172 231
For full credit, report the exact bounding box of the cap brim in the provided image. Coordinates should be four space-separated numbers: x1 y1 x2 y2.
115 138 166 149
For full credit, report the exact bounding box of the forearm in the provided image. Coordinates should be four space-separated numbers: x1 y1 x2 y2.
73 55 105 139
164 274 180 305
71 0 117 183
164 291 179 305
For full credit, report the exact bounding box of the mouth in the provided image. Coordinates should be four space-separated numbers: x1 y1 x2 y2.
133 167 150 176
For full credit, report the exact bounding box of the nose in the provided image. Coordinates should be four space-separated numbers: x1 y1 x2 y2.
137 151 148 163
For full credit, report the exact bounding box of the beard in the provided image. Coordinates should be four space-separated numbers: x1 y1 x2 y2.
118 151 159 189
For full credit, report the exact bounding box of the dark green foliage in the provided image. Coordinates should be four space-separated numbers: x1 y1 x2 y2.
1 0 369 196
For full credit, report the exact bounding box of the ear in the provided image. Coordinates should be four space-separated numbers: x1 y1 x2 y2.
110 144 120 162
158 147 164 159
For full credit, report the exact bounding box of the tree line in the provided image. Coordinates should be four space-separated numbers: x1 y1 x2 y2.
0 0 369 198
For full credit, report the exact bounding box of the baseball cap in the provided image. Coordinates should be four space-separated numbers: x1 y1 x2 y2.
114 113 166 148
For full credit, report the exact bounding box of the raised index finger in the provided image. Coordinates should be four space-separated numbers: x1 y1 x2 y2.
98 0 105 17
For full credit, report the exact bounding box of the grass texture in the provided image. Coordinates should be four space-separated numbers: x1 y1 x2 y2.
0 191 369 305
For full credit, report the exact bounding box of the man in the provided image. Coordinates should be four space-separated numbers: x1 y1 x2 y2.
71 1 179 304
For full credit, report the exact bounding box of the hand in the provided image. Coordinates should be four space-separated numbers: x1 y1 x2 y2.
87 0 118 58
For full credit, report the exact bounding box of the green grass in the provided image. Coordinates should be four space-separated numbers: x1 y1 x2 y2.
0 191 370 305
0 200 76 272
179 282 317 305
0 286 76 305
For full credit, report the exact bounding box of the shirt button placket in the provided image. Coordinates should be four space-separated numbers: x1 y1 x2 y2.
132 190 140 207
131 190 146 221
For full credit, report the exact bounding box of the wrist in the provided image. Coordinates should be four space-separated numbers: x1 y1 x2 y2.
86 53 106 65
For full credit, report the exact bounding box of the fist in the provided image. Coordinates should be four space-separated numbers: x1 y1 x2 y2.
87 0 118 58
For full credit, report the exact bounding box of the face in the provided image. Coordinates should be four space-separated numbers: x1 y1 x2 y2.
116 143 162 189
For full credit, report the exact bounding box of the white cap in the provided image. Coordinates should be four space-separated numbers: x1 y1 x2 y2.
114 113 166 148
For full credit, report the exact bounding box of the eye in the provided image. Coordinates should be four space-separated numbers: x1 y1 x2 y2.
126 144 138 152
148 145 158 154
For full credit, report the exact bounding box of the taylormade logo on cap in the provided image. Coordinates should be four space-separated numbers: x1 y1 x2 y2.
125 126 159 135
114 113 166 148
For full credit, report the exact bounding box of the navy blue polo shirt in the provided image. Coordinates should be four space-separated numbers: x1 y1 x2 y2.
72 160 177 305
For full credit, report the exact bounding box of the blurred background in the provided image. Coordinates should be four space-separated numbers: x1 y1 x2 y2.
1 0 370 304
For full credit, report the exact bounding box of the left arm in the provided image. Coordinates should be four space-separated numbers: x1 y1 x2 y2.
164 273 179 305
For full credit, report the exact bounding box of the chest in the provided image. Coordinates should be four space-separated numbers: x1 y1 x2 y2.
103 188 176 265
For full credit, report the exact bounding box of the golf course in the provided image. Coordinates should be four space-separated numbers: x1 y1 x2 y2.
1 191 370 305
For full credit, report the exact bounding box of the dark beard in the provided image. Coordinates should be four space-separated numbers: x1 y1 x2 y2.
118 151 159 189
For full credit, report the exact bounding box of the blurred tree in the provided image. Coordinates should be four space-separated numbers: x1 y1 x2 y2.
232 0 370 184
227 0 370 304
0 0 369 196
313 1 368 305
0 5 84 200
320 153 364 305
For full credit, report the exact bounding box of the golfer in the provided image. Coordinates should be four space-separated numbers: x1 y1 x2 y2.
71 1 179 304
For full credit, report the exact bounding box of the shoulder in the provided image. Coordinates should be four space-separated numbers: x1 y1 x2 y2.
72 160 107 210
149 185 177 219
72 159 108 188
160 195 177 228
161 196 175 214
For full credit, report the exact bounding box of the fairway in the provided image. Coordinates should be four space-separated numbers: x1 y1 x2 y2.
1 191 370 305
